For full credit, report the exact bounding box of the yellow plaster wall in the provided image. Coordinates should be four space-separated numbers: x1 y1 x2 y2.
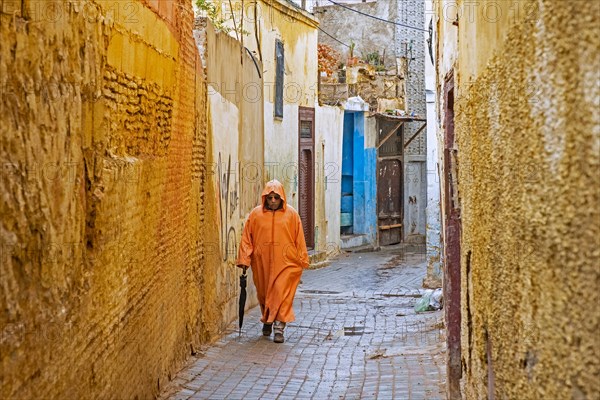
255 0 318 109
206 0 318 206
208 0 319 108
436 0 600 398
202 21 264 335
254 0 319 229
0 0 211 398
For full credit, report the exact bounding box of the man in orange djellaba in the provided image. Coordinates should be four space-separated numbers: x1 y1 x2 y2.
236 179 309 343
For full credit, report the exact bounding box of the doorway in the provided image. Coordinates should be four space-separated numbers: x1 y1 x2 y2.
443 72 462 399
298 107 315 249
376 118 405 245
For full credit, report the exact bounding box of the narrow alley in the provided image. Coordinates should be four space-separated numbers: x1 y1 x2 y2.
160 246 446 400
1 0 598 399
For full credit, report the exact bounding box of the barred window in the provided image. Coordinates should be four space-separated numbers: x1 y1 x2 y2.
274 39 284 118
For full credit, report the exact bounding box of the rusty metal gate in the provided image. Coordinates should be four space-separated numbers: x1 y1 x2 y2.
377 117 404 245
298 107 315 249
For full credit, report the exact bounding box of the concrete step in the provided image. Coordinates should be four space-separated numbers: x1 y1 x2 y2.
340 233 370 249
342 244 380 253
308 249 328 267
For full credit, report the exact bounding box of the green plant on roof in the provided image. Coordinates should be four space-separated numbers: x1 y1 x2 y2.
196 0 249 36
364 51 381 65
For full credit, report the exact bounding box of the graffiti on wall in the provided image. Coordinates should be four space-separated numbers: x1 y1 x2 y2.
217 152 239 262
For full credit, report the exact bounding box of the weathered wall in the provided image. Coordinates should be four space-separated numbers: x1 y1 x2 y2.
344 64 406 112
423 0 442 288
434 2 461 394
339 98 377 250
316 0 427 243
314 1 397 67
436 0 600 398
397 0 427 242
256 0 318 209
207 0 318 209
199 20 264 334
350 111 377 245
363 114 378 246
424 88 442 288
0 0 210 398
316 104 344 256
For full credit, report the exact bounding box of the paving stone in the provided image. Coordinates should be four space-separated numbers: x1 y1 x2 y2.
159 245 446 400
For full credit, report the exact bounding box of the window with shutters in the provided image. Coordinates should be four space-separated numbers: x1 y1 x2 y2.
300 121 312 139
274 40 284 118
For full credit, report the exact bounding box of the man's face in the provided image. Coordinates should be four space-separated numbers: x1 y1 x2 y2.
266 191 282 210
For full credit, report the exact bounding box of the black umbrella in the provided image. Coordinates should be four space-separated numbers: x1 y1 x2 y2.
238 266 248 336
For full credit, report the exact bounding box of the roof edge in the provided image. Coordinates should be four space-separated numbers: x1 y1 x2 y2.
263 0 319 28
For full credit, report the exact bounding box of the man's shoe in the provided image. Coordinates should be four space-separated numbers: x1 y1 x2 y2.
262 323 272 336
273 332 284 343
273 320 285 343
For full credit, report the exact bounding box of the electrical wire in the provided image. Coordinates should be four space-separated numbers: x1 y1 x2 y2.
318 26 351 48
326 0 428 33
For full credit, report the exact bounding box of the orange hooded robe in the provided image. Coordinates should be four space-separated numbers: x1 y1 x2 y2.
236 180 310 323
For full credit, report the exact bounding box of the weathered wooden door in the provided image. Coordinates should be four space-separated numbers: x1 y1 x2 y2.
443 73 462 400
298 107 315 249
377 118 404 245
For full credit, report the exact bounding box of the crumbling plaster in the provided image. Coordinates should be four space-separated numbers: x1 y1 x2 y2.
1 0 213 398
435 0 600 398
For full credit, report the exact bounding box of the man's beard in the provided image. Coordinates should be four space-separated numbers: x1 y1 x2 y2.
266 202 281 210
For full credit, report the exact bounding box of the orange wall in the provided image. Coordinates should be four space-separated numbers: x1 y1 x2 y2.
1 0 211 398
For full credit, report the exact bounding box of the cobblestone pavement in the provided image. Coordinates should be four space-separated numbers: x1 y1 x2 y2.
160 245 447 400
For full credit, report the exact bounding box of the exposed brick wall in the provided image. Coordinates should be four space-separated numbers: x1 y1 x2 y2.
102 65 174 156
0 0 211 398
